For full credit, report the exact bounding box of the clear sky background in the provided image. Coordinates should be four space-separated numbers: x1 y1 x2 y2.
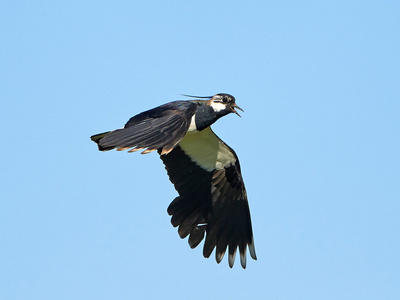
1 1 399 299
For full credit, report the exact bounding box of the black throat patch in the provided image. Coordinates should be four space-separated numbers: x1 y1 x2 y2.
195 103 227 131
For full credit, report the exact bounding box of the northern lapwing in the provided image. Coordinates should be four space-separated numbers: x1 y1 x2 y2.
90 93 257 268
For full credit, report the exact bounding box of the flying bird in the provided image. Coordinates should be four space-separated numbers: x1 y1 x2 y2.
90 93 256 268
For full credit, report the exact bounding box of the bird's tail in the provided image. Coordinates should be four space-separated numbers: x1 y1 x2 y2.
90 131 116 151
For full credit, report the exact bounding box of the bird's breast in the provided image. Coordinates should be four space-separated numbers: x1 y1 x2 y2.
178 127 236 171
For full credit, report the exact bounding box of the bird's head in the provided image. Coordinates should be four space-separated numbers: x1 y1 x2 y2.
182 93 244 117
209 93 244 117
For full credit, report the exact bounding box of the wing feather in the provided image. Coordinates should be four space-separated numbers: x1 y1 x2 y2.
159 129 256 268
92 101 197 154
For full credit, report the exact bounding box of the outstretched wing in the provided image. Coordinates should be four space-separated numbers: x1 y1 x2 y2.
91 101 197 155
159 127 256 268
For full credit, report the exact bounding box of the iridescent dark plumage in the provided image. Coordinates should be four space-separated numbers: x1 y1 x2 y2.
91 93 256 268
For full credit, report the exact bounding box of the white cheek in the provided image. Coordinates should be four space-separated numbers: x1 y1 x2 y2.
210 102 226 112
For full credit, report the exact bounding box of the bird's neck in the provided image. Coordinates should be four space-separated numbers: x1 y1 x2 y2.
194 103 228 131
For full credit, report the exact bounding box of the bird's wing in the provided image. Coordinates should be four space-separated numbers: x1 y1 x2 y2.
159 127 257 268
91 101 197 154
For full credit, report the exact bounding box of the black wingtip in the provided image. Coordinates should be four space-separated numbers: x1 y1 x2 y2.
90 131 115 151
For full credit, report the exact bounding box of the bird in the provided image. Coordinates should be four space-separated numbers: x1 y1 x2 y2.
90 93 256 268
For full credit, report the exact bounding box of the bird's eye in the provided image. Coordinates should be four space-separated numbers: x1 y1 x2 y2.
222 97 228 103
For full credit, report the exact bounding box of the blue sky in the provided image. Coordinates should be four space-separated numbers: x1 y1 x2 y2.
1 1 399 299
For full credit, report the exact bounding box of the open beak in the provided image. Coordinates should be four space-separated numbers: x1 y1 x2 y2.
232 103 244 117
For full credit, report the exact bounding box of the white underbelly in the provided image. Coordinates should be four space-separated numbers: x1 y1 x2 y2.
178 127 236 171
